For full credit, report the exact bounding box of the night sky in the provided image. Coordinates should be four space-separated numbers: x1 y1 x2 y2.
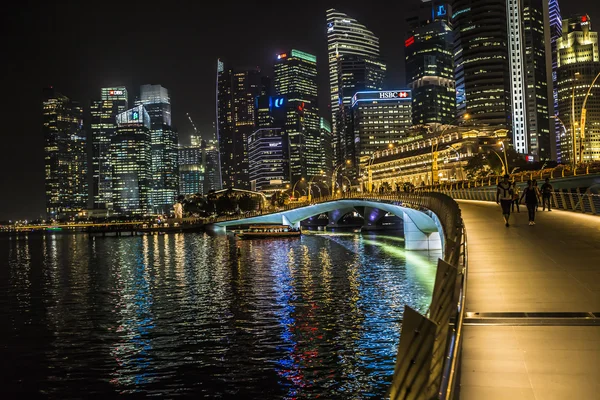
1 0 598 220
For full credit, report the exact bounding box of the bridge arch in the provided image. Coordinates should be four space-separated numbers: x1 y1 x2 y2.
213 199 443 251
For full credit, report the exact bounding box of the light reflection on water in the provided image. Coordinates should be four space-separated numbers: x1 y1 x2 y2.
0 232 439 398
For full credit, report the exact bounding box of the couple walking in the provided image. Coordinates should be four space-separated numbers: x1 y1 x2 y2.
496 175 553 227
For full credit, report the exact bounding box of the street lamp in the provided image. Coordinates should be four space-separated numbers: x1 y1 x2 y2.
292 177 305 200
331 160 351 198
551 115 574 167
307 170 324 202
578 70 600 164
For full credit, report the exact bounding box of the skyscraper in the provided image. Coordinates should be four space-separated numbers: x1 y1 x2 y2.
521 0 552 160
452 0 552 160
327 9 385 166
138 84 178 214
320 118 334 176
111 105 152 215
405 2 455 126
178 143 204 196
274 50 321 183
248 128 289 191
203 139 221 193
42 88 88 219
453 1 511 128
557 15 600 164
549 0 563 161
90 87 128 211
351 90 413 175
217 64 262 189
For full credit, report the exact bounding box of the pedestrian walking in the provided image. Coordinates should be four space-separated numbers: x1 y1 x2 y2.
496 174 514 227
532 179 539 211
541 178 553 211
520 179 540 225
512 181 520 213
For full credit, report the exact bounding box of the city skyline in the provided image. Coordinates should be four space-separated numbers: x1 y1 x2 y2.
3 0 600 220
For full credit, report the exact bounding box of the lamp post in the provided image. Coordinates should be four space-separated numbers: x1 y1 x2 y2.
578 70 600 164
490 150 507 175
430 116 470 185
307 171 324 202
292 177 304 201
551 115 573 167
331 160 350 199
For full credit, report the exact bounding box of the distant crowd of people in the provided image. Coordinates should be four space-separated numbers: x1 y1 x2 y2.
497 175 553 227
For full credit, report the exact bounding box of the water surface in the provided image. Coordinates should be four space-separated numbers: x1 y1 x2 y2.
0 232 439 398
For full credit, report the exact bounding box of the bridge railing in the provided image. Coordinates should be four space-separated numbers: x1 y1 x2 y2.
431 187 600 215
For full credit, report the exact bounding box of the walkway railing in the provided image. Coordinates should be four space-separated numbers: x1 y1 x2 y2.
433 187 600 215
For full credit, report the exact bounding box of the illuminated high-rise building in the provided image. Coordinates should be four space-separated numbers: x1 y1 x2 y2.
90 87 128 211
557 15 600 164
178 143 204 195
320 118 334 176
405 2 455 126
274 49 321 183
42 88 88 218
522 0 553 160
248 128 289 192
217 64 262 189
549 0 563 161
138 84 178 214
327 9 385 166
111 105 152 215
351 90 413 177
452 0 552 160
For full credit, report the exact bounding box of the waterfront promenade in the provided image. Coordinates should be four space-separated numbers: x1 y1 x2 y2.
457 200 600 400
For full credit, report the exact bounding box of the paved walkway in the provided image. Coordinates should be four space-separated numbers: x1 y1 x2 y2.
457 200 600 400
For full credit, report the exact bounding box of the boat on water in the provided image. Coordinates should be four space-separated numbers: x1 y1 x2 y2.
236 225 301 239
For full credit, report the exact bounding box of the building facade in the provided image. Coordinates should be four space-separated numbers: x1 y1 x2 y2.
178 144 204 195
42 88 88 218
111 105 152 215
248 128 289 191
326 9 385 166
320 118 334 176
452 0 552 160
90 87 128 211
274 50 321 184
364 126 509 190
557 15 600 164
549 0 563 161
521 0 553 160
453 0 511 128
138 84 178 214
351 90 413 177
217 64 262 190
405 2 455 126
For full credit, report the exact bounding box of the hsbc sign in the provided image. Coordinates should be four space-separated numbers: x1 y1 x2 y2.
379 91 409 99
352 90 412 106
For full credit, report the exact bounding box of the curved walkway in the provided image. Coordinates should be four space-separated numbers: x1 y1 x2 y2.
457 200 600 400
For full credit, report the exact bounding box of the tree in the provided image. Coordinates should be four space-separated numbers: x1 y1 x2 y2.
464 154 488 179
238 194 254 212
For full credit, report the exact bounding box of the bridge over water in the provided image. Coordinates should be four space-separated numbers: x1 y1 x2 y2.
208 185 600 399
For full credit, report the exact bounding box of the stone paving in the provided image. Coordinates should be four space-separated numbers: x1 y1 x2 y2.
457 200 600 400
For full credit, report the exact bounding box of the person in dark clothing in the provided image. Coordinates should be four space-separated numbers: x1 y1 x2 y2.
520 180 540 225
541 178 553 211
512 182 520 213
496 174 514 227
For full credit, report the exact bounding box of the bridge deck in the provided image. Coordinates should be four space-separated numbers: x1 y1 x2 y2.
457 200 600 400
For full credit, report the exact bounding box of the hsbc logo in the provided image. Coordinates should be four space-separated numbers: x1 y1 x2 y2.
379 91 409 99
